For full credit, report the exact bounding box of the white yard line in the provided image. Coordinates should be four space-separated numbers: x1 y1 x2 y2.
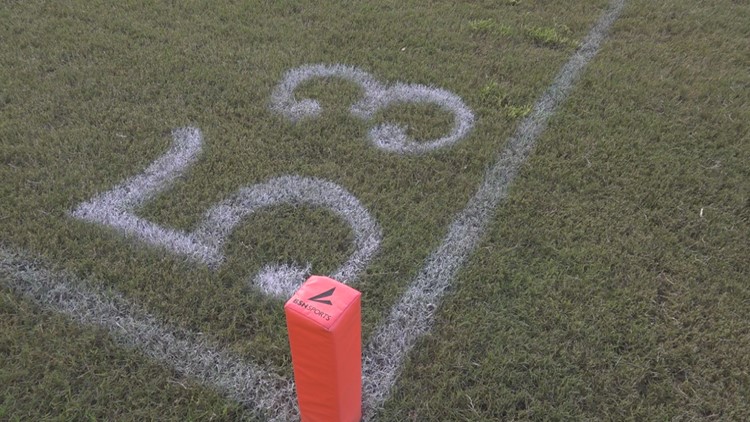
361 0 627 418
0 246 299 421
0 0 626 419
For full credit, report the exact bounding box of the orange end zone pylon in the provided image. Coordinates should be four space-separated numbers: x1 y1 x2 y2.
285 276 362 422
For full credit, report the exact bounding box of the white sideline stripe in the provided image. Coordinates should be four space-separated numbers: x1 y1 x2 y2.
0 246 300 421
361 0 626 418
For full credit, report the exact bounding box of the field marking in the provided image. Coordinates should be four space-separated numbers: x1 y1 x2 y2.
199 175 381 293
361 0 626 417
271 64 475 154
71 128 382 299
0 246 298 421
71 128 215 264
1 0 626 419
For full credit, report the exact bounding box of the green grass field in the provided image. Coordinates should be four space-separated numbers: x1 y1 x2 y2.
2 0 749 420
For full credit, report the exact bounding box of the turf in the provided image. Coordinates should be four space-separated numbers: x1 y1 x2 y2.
380 0 750 420
1 0 748 420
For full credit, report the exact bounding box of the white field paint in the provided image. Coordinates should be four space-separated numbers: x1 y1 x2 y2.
71 128 382 298
361 0 626 417
3 0 626 419
253 262 311 299
271 64 475 154
0 246 297 422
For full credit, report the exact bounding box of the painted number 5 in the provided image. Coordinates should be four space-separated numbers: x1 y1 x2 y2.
72 128 382 298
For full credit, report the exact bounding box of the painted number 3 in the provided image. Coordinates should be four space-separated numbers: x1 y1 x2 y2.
72 64 475 298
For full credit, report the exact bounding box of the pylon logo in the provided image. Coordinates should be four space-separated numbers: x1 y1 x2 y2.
307 287 335 305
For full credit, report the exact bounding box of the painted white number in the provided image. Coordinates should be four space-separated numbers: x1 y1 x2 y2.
73 64 475 297
271 64 475 154
72 127 382 298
